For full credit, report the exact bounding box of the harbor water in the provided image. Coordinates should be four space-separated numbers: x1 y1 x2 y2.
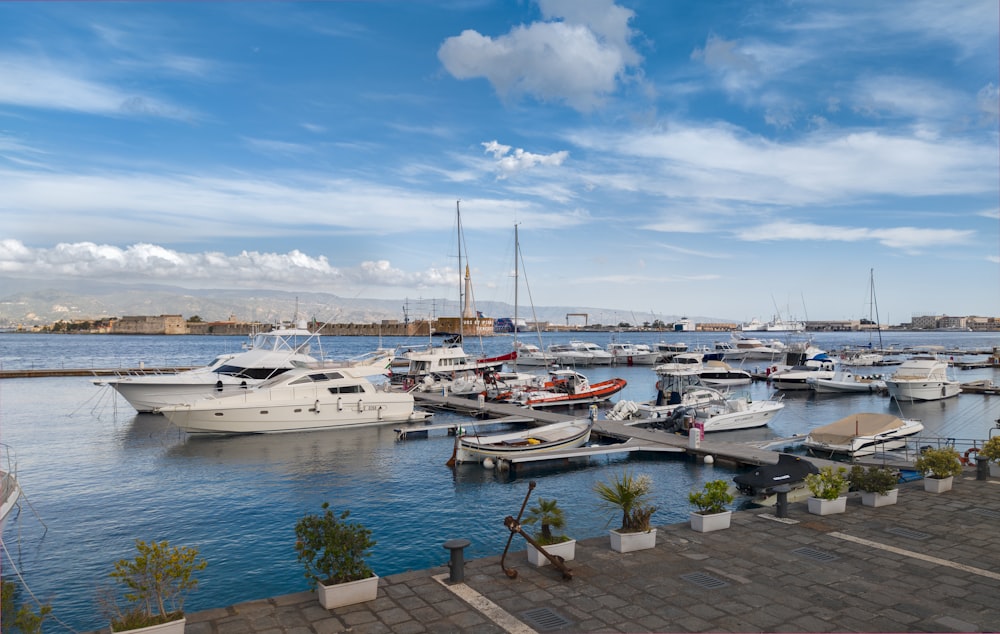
1 330 998 632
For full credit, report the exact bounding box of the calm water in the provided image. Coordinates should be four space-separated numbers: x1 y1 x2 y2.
1 331 999 632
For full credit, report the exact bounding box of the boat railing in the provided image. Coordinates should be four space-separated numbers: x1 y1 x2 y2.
864 435 989 466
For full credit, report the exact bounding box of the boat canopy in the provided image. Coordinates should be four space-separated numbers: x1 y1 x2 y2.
807 413 908 445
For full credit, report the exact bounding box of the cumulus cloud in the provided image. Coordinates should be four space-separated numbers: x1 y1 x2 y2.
482 140 568 179
438 0 641 111
735 221 973 251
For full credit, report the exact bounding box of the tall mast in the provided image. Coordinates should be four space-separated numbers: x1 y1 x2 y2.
457 200 463 342
513 223 519 368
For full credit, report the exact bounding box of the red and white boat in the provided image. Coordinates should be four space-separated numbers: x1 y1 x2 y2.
494 369 627 408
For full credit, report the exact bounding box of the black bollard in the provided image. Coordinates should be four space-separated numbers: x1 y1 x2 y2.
976 456 990 481
774 484 791 518
443 538 471 583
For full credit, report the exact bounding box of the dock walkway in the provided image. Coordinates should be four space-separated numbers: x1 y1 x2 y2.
131 473 999 633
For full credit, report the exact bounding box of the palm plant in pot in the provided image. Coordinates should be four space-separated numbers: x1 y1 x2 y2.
848 465 900 507
521 497 575 566
105 539 207 633
805 465 848 515
294 502 378 610
594 470 657 553
914 446 963 493
688 479 735 532
980 436 1000 477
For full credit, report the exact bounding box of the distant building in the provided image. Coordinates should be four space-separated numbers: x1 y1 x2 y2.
113 314 188 335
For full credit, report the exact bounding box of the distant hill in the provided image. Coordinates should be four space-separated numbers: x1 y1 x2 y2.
0 279 721 328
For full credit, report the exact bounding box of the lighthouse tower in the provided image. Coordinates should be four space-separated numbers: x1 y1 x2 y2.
462 264 475 319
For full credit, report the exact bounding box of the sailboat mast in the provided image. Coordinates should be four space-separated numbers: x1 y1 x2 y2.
457 200 463 343
513 223 519 369
870 268 883 351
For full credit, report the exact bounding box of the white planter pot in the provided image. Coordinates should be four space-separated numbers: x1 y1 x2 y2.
990 463 1000 478
609 528 656 553
111 617 185 634
317 574 379 609
526 539 576 566
861 489 898 507
923 475 953 493
689 510 732 533
807 496 847 516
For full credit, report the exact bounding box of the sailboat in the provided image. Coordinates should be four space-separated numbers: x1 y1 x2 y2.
841 269 885 366
400 202 515 388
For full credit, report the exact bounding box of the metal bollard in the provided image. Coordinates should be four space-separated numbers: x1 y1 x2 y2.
443 538 471 583
774 485 791 518
976 456 990 481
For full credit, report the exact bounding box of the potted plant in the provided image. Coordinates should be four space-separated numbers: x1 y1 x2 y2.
915 446 963 493
521 497 575 566
848 465 900 507
804 465 848 515
594 470 658 553
980 436 1000 477
105 539 206 633
688 479 735 532
294 502 378 609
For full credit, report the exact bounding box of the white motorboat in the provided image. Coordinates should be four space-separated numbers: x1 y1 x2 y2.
0 444 22 532
885 356 961 402
399 338 515 384
511 341 557 367
654 341 688 360
97 322 326 413
732 336 787 361
769 362 837 391
607 367 784 432
607 342 660 365
441 369 546 397
158 364 431 435
803 413 924 457
697 360 752 387
545 340 612 366
446 419 593 466
712 340 748 362
807 370 887 394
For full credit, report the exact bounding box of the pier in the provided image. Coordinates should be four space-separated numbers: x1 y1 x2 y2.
113 473 1000 633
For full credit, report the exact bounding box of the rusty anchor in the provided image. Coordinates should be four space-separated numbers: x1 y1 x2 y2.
499 480 573 581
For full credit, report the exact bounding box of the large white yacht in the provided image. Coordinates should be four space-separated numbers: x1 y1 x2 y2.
98 323 327 413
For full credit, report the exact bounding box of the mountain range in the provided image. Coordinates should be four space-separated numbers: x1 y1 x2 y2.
0 279 711 328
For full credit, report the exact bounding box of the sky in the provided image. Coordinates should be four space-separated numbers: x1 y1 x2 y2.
1 0 998 326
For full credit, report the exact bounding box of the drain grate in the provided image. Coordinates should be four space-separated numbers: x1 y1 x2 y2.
520 607 573 631
792 547 838 562
680 571 728 589
886 526 931 540
970 508 1000 520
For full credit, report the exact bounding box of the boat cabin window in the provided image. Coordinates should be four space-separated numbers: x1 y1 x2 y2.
216 365 293 380
328 384 364 394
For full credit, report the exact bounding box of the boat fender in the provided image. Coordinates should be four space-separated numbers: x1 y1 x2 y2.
215 380 224 392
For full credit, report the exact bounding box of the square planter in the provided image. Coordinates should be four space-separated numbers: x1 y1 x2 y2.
991 463 1000 478
689 510 732 533
923 475 953 493
317 574 379 609
861 489 898 507
807 496 847 516
526 539 576 566
609 528 657 553
111 617 185 634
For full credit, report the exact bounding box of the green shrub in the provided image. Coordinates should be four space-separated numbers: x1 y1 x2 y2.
805 466 848 500
848 465 899 495
980 436 1000 463
295 503 375 586
915 447 963 479
688 479 734 514
107 539 206 630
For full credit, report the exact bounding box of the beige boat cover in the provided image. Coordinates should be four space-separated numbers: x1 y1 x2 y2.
808 413 906 444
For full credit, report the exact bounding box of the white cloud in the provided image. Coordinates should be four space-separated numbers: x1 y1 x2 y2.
736 221 973 250
482 140 569 179
438 0 641 111
0 55 194 120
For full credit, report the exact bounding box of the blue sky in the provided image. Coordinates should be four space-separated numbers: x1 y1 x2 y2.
1 0 997 325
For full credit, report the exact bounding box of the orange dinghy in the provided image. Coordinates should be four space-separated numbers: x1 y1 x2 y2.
497 369 627 408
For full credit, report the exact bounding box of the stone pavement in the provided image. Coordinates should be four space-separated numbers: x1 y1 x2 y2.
169 474 999 633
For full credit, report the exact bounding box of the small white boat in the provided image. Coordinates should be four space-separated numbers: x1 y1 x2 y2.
607 342 661 365
97 322 325 413
400 339 515 383
159 363 430 435
807 371 886 394
885 356 961 402
654 341 688 360
803 413 924 457
447 419 593 466
697 360 752 387
545 341 612 366
511 341 558 367
608 367 783 432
